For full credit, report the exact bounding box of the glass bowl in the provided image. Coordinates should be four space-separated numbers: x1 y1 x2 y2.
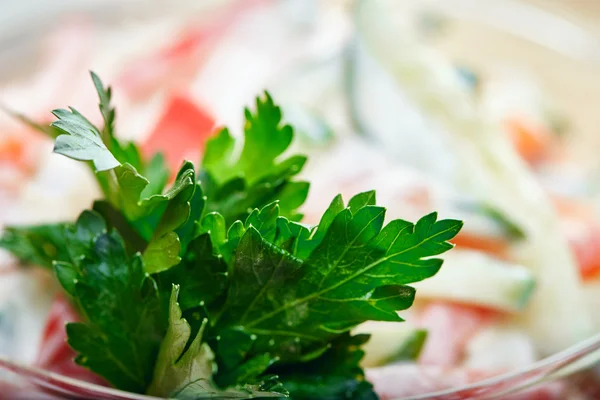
1 0 600 399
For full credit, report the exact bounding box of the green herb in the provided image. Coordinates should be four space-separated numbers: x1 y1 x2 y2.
58 211 165 393
272 334 377 400
200 94 309 224
0 74 463 399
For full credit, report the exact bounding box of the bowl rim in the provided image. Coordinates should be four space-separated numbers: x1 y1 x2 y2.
2 332 600 399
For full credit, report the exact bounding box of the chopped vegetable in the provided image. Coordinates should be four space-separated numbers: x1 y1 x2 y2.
416 302 492 367
352 321 427 367
355 0 593 354
503 116 554 165
412 250 536 312
141 94 215 173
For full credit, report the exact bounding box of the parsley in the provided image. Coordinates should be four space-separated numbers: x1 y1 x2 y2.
58 211 166 393
0 74 463 399
51 106 120 172
200 94 309 224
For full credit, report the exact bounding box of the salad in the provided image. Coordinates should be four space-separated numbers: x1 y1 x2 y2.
1 0 600 399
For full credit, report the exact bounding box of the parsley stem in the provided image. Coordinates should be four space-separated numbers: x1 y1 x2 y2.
106 168 120 208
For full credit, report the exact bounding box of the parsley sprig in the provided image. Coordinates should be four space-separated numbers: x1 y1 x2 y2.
0 74 462 399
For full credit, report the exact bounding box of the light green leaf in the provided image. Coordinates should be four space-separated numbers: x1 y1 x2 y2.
148 285 282 399
147 285 215 398
51 107 120 171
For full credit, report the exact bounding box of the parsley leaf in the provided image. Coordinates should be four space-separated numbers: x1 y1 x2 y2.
51 107 120 171
148 285 281 399
202 93 293 185
147 285 215 398
217 202 460 358
1 73 465 400
272 334 378 400
156 233 228 313
57 211 166 393
91 71 115 140
0 104 62 139
182 192 461 394
200 93 309 225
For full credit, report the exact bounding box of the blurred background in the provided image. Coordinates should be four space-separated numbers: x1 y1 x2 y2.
1 0 600 162
2 0 600 398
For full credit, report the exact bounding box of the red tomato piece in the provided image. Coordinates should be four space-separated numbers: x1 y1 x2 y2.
141 94 215 173
451 232 511 260
504 116 555 166
417 301 496 367
553 196 600 280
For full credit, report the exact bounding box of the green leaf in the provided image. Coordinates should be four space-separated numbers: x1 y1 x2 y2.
214 196 462 363
106 161 196 272
200 93 309 225
144 232 181 274
54 261 78 296
156 234 228 312
114 163 152 220
202 128 235 174
63 211 108 265
140 153 170 199
147 285 215 398
60 218 166 393
272 334 378 400
176 183 206 253
203 93 292 185
148 285 283 399
91 71 115 140
51 107 120 171
347 190 376 214
237 93 293 184
92 201 147 255
142 162 197 273
0 223 71 268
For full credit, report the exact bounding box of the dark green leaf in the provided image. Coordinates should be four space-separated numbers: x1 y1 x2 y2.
61 223 166 393
215 197 462 363
156 234 227 312
272 334 377 400
92 201 147 255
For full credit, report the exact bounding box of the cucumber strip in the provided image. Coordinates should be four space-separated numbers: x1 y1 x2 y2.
354 0 593 354
352 322 427 368
413 250 536 312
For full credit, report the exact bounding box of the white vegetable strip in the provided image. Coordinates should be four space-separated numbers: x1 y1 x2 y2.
413 250 535 312
355 0 593 355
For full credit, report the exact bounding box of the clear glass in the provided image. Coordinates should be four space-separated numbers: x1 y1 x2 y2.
1 0 600 399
